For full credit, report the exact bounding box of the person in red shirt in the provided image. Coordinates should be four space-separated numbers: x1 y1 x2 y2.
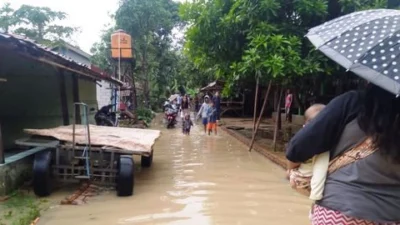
285 89 293 122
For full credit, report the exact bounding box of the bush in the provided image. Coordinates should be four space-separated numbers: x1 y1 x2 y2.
136 107 155 126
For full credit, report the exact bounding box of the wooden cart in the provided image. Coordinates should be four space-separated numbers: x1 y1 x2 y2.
15 122 160 197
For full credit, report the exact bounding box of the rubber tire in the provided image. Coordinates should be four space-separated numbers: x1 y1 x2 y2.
116 155 134 197
141 150 153 168
33 150 53 197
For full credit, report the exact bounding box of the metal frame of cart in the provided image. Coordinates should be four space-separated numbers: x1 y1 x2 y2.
15 103 157 197
15 138 153 197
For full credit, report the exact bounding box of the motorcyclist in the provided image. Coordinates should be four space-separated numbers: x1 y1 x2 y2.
95 104 116 126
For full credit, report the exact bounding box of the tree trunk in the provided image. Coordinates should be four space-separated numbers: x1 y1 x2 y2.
253 75 260 131
129 61 138 110
249 81 272 152
273 88 278 111
273 88 284 151
294 91 304 115
142 38 150 108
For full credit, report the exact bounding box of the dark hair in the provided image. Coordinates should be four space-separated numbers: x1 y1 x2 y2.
357 84 400 162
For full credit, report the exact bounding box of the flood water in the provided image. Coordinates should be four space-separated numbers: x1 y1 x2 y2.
38 117 310 225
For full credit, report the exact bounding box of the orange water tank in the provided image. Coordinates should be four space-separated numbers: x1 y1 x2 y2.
111 29 133 59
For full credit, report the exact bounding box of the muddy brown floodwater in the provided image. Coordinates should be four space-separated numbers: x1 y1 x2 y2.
38 117 311 225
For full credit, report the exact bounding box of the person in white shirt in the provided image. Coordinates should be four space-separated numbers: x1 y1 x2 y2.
197 95 210 133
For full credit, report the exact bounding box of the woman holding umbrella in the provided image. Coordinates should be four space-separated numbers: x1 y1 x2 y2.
287 9 400 224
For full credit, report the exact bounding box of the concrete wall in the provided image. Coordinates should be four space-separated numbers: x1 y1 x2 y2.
0 154 32 196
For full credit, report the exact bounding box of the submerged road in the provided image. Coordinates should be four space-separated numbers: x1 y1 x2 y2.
38 118 310 225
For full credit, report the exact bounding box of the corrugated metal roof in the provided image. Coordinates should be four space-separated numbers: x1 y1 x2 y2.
0 32 123 86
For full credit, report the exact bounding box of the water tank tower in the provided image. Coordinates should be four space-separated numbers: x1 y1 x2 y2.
110 29 137 111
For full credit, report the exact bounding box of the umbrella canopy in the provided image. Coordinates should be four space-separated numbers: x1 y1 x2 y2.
306 9 400 95
168 94 179 102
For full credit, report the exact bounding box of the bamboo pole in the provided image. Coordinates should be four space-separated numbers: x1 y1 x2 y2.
249 81 272 152
273 88 284 151
253 76 260 131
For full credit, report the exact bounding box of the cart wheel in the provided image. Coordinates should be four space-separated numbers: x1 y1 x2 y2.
33 150 53 197
116 155 134 196
141 151 153 168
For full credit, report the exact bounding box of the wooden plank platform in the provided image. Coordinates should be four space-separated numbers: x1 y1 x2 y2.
23 125 161 154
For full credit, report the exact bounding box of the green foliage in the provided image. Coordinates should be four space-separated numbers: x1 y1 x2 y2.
0 190 47 225
0 3 78 45
180 0 391 95
91 0 207 110
136 107 155 126
0 3 17 33
90 27 115 74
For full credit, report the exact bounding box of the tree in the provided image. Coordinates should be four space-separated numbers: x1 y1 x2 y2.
0 3 17 33
90 0 191 110
180 0 389 150
11 5 77 45
114 0 181 108
90 27 115 74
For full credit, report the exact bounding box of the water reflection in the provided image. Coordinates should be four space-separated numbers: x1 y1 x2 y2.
37 116 310 225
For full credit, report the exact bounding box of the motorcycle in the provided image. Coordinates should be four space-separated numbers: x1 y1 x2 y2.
94 104 118 127
164 101 178 129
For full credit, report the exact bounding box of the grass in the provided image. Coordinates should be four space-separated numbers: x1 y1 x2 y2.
0 190 49 225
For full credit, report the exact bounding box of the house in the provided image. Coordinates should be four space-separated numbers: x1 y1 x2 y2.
51 42 115 109
0 33 122 195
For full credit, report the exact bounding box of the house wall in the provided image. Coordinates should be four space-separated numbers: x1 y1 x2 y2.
53 46 98 122
97 80 112 108
53 46 111 110
78 79 97 124
54 47 91 66
0 49 98 149
0 52 66 149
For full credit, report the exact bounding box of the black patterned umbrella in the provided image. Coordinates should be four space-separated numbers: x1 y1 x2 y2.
306 9 400 95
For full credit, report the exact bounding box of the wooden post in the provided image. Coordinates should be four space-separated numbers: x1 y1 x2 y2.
273 88 284 151
253 75 260 131
249 81 272 152
0 123 4 164
59 69 70 125
72 75 81 124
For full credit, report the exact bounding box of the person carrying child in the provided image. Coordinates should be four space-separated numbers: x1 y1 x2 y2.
207 101 218 135
182 114 194 135
287 104 329 202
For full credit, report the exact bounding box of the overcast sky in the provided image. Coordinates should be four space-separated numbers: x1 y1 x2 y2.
3 0 185 54
4 0 119 53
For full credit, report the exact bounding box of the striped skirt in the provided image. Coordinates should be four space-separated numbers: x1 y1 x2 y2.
312 204 400 225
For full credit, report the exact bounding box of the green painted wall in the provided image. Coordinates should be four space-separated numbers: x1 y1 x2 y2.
78 79 97 124
0 50 98 149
